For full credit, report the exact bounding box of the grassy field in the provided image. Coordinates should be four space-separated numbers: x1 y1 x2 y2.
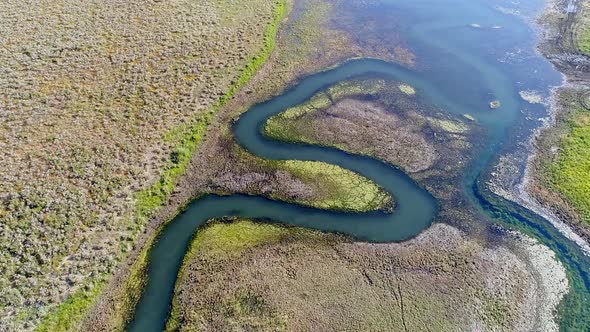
577 2 590 55
548 106 590 226
10 1 289 331
167 219 558 332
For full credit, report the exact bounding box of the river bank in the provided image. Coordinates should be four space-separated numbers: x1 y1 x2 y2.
526 0 590 244
488 0 590 254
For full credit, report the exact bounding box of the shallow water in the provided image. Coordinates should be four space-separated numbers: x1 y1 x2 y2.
128 0 590 330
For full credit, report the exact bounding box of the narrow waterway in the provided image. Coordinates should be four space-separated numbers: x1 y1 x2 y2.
128 0 590 330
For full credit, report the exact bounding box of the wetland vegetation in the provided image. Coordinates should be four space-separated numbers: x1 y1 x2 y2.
154 57 569 331
525 0 590 245
167 219 560 332
0 0 288 330
263 78 471 174
156 0 590 330
546 103 590 226
529 89 590 242
1 0 590 331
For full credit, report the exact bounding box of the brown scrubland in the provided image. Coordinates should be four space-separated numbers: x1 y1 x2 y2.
0 0 280 329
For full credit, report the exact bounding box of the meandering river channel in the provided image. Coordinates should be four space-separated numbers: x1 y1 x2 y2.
128 0 590 330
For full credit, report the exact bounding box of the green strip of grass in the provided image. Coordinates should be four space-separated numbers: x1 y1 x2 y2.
576 3 590 55
36 284 104 332
35 1 289 331
549 107 590 225
578 17 590 55
136 0 289 230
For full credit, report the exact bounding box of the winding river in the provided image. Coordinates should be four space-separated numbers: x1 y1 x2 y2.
128 0 590 331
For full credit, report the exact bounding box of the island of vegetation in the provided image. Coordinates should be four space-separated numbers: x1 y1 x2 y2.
489 100 502 109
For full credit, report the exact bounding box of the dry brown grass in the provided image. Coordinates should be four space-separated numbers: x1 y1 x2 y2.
170 220 546 332
0 0 281 329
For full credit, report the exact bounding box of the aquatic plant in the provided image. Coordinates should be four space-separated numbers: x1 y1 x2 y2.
489 100 501 109
398 84 416 95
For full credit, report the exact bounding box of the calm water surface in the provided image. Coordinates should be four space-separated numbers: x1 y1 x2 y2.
128 0 590 330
